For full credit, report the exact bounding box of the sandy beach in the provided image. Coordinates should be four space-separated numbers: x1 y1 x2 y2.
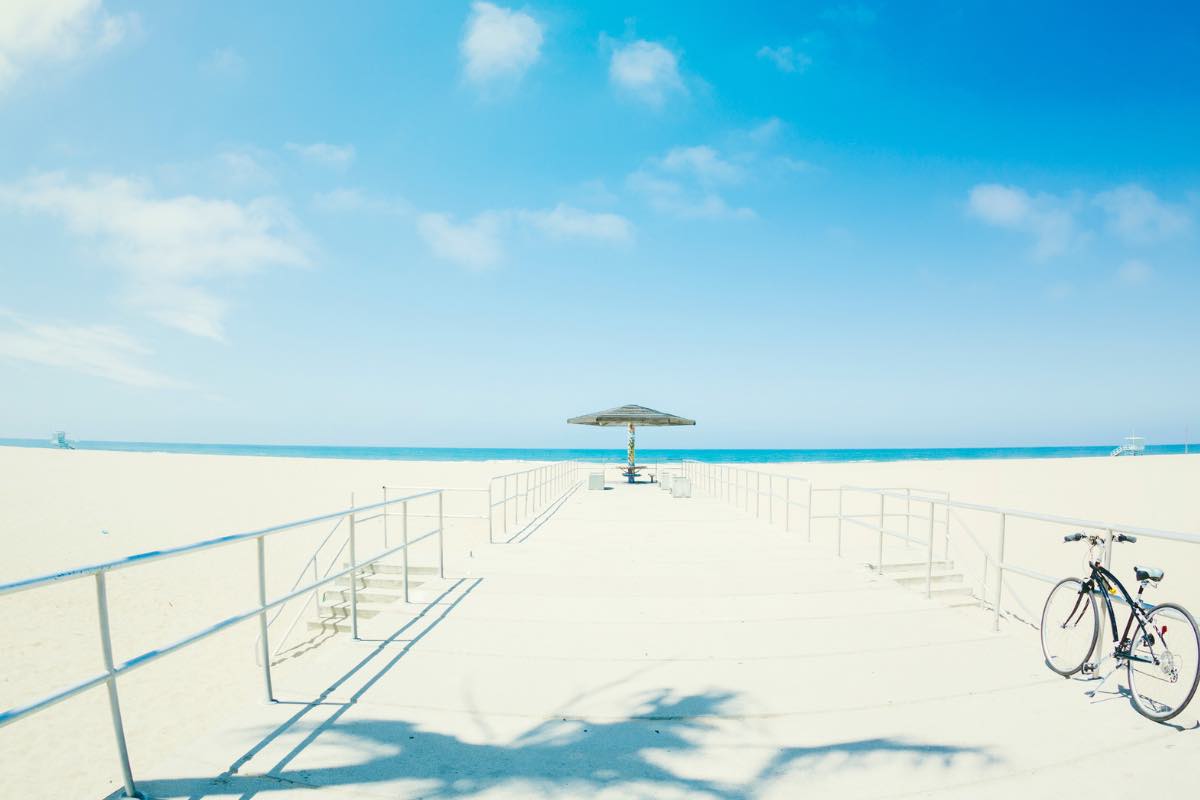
1 446 1198 798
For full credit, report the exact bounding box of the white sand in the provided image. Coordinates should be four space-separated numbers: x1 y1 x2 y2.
1 447 1197 798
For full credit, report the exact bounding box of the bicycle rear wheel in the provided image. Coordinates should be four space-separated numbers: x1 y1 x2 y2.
1127 602 1200 722
1040 578 1099 676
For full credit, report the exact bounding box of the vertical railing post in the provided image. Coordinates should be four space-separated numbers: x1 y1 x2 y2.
502 475 509 536
95 572 141 799
836 487 844 556
943 494 951 562
877 492 885 570
348 498 359 640
382 486 389 549
438 491 445 579
402 500 410 603
487 479 494 544
256 537 274 698
1103 527 1114 571
807 482 813 542
905 488 912 542
756 472 761 518
925 501 935 598
994 513 1007 631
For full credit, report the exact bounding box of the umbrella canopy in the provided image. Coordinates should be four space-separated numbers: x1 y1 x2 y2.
567 404 696 427
568 405 695 480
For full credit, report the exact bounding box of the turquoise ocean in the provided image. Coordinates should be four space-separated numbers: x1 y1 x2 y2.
0 438 1192 463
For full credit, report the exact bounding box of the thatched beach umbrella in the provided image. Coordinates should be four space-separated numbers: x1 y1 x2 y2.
568 404 696 481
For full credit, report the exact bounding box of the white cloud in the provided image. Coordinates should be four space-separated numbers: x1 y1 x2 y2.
460 2 543 85
215 150 273 187
417 212 504 269
628 144 754 220
966 183 1080 260
608 39 685 106
312 188 410 215
517 204 633 243
658 145 743 183
627 170 754 221
286 142 356 169
0 0 137 93
0 310 178 388
1094 184 1190 244
1117 259 1153 285
757 45 811 73
202 46 244 78
0 172 309 340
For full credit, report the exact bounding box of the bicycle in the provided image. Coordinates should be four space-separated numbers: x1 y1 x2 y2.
1040 531 1200 722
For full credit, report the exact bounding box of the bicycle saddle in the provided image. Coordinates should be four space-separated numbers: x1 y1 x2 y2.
1134 565 1164 583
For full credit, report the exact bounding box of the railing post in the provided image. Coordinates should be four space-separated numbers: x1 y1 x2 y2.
95 572 141 799
1103 527 1114 570
437 491 445 579
756 472 761 518
382 486 389 548
402 500 410 603
502 475 509 536
807 482 813 542
994 513 1007 631
256 537 274 698
925 501 935 598
836 487 844 556
348 499 359 640
877 492 885 570
905 488 912 541
487 480 494 544
943 494 951 562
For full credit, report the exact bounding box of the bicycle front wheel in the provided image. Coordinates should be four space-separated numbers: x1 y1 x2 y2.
1041 578 1099 676
1127 602 1200 722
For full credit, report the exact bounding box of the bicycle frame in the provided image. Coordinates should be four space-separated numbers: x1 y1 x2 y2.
1081 562 1159 665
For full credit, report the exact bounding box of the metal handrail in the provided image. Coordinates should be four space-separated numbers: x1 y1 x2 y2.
0 488 444 799
486 461 583 543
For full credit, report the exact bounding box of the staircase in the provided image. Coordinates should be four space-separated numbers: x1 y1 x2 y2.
877 559 976 607
306 562 439 633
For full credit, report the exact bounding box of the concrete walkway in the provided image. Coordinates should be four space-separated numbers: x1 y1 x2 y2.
136 481 1196 799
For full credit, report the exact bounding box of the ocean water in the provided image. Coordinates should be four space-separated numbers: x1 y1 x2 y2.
0 438 1192 463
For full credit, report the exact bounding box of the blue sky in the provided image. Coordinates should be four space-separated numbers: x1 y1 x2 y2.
0 1 1197 449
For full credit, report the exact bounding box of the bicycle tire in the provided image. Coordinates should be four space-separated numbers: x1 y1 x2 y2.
1127 601 1200 722
1040 577 1099 677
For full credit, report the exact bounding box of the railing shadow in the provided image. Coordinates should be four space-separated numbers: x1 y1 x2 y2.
503 483 581 545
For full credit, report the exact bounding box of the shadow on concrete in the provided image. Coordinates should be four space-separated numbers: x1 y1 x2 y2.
141 683 994 798
503 483 580 545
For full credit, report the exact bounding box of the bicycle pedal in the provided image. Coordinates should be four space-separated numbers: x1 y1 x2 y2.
1080 662 1098 675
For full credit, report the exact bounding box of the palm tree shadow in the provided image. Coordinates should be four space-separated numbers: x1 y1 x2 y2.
143 686 995 799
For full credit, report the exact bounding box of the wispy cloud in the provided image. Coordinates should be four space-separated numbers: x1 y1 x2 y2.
201 46 245 79
0 172 309 340
1094 184 1191 244
607 39 685 106
0 0 138 94
516 204 633 243
285 142 356 169
628 145 754 220
1116 258 1153 285
417 212 504 270
0 310 179 388
460 2 543 85
418 204 633 268
756 45 812 74
966 183 1081 260
312 187 410 215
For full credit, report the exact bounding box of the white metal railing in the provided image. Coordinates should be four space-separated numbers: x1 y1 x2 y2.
838 486 1200 631
681 460 814 534
0 488 445 799
487 461 584 542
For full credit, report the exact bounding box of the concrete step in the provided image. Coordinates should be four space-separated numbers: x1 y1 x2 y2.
343 562 439 577
878 560 954 575
316 602 397 619
321 587 407 605
892 571 964 588
334 574 417 591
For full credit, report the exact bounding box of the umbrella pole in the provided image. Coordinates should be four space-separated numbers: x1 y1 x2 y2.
627 423 636 483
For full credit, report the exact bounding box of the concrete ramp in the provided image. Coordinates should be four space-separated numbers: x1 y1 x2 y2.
136 481 1196 798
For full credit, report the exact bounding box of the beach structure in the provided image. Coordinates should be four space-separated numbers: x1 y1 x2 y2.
50 431 74 449
567 404 695 482
1111 434 1146 456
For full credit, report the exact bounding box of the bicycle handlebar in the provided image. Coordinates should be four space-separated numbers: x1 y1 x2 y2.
1062 531 1136 544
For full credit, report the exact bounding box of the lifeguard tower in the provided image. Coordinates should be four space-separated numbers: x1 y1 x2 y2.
1110 434 1145 456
